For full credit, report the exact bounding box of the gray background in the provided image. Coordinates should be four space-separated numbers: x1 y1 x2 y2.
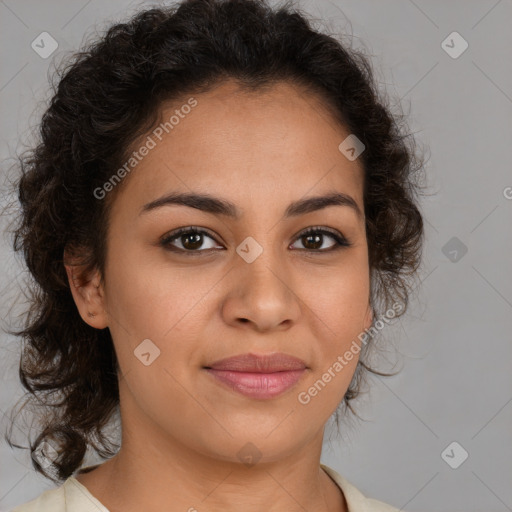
1 0 511 511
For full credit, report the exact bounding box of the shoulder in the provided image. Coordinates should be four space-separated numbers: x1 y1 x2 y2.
10 476 109 512
321 463 403 512
10 483 66 512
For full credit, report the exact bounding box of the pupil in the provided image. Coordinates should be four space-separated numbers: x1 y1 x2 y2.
183 233 202 250
304 234 321 249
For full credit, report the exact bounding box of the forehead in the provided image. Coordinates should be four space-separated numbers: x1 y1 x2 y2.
111 79 365 221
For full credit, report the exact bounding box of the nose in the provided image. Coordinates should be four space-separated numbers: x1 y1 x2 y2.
220 243 302 333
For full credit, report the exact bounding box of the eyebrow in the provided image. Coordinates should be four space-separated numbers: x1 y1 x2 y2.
140 191 363 220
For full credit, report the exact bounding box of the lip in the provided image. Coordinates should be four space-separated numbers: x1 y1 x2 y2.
205 352 307 372
203 352 308 400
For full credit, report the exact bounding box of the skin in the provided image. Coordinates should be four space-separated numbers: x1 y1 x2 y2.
65 78 373 512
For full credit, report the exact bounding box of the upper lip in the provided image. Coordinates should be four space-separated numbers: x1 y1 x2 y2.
204 352 307 373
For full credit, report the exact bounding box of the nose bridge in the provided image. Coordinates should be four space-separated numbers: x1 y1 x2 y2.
235 232 286 293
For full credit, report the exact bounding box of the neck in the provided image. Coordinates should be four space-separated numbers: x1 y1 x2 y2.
74 384 347 512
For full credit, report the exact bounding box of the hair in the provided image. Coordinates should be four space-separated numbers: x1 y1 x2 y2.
3 0 426 483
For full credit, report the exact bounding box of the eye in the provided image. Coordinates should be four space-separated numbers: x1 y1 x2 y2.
160 227 223 254
290 227 351 252
160 226 351 255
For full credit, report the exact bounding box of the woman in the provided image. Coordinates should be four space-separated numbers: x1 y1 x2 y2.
6 0 425 510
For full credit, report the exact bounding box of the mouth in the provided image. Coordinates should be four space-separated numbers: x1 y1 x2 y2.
203 352 308 400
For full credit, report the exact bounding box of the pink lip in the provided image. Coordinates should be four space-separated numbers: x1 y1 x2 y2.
205 369 306 399
204 352 308 399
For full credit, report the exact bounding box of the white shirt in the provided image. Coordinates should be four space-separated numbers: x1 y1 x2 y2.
10 463 401 512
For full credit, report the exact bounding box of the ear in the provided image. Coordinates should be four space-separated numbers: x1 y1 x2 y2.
64 249 108 330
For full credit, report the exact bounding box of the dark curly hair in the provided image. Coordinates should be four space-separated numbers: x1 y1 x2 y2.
3 0 426 483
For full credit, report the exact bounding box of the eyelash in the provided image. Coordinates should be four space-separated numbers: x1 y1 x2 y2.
160 226 352 255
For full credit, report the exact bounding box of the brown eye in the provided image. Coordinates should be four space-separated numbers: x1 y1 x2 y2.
180 232 203 250
160 226 351 256
290 227 351 252
161 227 222 253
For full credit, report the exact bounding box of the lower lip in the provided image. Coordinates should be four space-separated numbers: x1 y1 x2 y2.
204 369 306 399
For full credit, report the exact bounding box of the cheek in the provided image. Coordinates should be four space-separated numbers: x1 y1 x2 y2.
307 260 370 337
103 242 182 330
298 258 369 405
102 247 215 371
104 259 205 422
295 272 367 413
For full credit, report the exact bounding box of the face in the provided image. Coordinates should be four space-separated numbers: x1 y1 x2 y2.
67 79 372 465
